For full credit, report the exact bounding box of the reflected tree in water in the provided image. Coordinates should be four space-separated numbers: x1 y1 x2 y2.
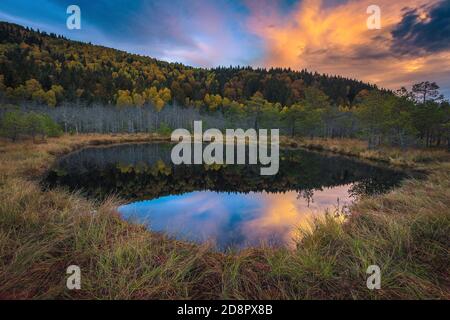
44 143 412 202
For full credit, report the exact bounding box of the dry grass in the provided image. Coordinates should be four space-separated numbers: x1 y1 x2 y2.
282 137 450 168
0 134 449 299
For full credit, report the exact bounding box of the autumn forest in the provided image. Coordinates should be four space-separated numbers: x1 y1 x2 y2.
1 22 449 149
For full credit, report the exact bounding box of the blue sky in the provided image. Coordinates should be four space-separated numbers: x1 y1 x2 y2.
0 0 449 96
0 0 267 67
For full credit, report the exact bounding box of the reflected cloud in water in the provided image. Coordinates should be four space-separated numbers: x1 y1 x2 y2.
119 185 353 250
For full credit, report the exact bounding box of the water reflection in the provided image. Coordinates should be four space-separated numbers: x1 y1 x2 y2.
121 186 353 250
44 143 412 250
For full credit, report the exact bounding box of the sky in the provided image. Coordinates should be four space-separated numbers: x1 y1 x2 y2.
0 0 449 97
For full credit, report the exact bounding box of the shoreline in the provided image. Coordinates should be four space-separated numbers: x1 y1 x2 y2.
30 133 440 181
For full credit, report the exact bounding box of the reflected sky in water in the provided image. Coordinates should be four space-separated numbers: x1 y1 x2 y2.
119 185 353 250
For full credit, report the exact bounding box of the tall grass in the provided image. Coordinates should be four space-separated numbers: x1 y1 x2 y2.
0 135 449 299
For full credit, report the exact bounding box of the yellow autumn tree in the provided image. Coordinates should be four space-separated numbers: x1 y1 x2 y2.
205 94 223 111
25 79 43 98
159 87 171 103
132 92 145 107
143 86 171 111
144 87 158 103
154 98 165 112
44 90 57 107
31 89 47 104
51 85 64 101
116 90 133 107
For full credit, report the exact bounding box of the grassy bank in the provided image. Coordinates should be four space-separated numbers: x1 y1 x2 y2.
0 134 449 299
282 137 450 168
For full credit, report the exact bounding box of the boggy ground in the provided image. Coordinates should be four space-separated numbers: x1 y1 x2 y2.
0 134 449 299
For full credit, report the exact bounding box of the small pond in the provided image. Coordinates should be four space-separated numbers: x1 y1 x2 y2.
44 143 412 250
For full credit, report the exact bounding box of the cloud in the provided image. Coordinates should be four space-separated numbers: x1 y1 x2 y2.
244 0 449 94
391 1 450 55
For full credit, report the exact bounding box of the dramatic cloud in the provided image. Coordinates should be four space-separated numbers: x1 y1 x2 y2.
392 1 450 54
244 0 449 95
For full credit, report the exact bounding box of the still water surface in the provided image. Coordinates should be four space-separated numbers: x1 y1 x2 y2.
45 143 410 250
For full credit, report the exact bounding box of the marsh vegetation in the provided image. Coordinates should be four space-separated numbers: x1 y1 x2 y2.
0 135 448 299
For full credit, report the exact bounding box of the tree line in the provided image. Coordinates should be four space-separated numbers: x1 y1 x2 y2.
1 80 449 149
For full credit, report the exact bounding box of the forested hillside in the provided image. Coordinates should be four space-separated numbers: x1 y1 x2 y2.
0 21 374 108
0 21 449 148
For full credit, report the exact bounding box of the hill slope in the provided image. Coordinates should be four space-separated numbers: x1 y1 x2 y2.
0 21 376 108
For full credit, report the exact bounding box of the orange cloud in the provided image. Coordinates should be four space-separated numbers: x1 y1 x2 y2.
246 0 450 93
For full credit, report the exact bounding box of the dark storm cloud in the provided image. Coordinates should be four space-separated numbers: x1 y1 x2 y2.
392 0 450 54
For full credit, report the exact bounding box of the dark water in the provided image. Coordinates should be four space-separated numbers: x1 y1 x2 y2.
44 143 411 250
